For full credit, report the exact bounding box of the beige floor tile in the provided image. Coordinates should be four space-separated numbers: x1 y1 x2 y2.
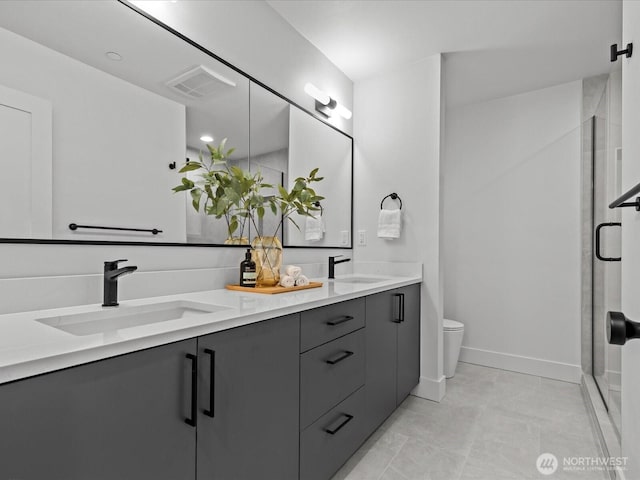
331 429 409 480
380 466 410 480
386 400 483 456
387 436 467 480
458 455 532 480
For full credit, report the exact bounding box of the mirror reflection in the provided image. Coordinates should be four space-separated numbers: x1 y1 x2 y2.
0 0 352 248
249 83 290 245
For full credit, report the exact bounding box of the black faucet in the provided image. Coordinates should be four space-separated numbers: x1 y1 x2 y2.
103 259 138 307
328 255 351 279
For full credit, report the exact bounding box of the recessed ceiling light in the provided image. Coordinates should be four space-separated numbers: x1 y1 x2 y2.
200 135 214 143
105 51 122 61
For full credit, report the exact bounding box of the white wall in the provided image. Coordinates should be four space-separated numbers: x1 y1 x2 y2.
354 55 444 400
443 80 583 383
131 0 353 136
0 27 186 243
621 1 640 476
0 2 353 312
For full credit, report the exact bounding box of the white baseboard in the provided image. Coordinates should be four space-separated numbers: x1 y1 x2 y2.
459 346 582 384
412 375 446 402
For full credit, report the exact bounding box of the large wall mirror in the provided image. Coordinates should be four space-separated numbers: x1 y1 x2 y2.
0 0 353 248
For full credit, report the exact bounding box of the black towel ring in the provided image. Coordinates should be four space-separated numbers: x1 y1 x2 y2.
380 193 402 210
313 201 324 215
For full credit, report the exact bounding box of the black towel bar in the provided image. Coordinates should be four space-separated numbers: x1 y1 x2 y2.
69 223 163 235
609 181 640 210
380 193 402 210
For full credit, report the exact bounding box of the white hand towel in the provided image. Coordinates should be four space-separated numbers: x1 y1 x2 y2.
377 208 401 239
285 265 302 279
305 214 324 241
279 275 295 288
295 275 310 287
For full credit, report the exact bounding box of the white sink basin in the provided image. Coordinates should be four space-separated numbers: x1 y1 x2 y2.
333 276 390 284
36 300 229 336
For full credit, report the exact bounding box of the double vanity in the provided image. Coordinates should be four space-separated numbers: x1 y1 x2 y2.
0 272 421 480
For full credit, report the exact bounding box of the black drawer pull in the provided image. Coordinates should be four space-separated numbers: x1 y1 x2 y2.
326 350 354 365
203 348 215 418
185 353 197 427
326 315 354 326
325 413 354 435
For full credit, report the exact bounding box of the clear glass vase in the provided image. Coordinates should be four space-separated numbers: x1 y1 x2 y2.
251 236 283 287
224 236 249 245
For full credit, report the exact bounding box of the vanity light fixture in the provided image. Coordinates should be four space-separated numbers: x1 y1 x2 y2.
304 82 352 120
200 135 214 143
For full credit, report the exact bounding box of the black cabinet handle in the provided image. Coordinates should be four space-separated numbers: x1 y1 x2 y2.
203 349 215 418
326 350 354 365
393 293 405 323
607 311 640 345
595 222 622 262
326 315 354 326
185 353 197 427
325 413 354 435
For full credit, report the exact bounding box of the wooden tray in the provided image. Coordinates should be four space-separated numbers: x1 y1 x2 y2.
226 282 323 294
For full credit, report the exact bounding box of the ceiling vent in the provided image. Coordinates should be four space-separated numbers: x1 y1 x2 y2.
166 65 236 99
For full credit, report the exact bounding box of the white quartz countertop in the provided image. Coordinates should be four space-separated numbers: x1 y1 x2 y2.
0 273 421 385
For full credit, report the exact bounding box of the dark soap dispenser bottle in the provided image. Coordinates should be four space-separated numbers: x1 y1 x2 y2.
240 249 257 287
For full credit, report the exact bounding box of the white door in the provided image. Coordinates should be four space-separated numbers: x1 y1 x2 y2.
0 83 52 238
621 1 640 478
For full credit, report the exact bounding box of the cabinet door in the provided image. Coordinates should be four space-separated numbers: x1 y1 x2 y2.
396 284 421 404
197 314 299 480
364 290 397 436
0 339 197 480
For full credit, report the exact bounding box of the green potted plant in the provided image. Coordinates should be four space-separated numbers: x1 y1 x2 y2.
172 139 255 244
173 139 324 286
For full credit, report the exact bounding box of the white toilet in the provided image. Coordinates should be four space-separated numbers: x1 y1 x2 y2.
444 319 465 378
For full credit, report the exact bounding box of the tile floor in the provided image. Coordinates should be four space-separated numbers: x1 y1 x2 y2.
332 362 608 480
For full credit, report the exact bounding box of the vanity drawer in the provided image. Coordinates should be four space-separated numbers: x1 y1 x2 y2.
300 297 365 352
300 386 366 480
300 329 365 429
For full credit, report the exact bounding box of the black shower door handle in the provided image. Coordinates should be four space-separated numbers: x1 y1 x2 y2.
607 311 640 345
595 222 621 262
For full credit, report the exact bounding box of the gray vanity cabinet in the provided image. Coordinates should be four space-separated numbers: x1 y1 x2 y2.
0 338 198 480
0 314 300 480
196 314 300 480
0 285 420 480
364 284 421 435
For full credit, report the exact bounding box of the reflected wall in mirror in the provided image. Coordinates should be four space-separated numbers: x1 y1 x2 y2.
0 1 248 244
0 0 352 248
249 82 289 245
286 105 352 247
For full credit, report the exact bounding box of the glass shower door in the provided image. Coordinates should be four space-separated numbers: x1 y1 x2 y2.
591 72 622 436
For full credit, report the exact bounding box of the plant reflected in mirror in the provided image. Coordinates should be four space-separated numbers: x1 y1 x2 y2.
173 138 324 244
